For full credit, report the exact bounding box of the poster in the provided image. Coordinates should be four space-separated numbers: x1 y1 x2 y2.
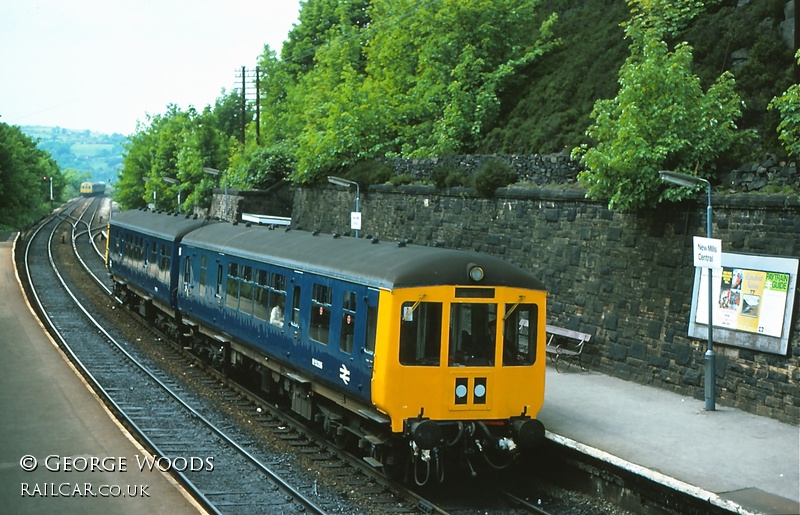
696 266 789 338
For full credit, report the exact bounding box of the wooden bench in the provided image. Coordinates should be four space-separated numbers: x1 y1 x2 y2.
545 324 591 372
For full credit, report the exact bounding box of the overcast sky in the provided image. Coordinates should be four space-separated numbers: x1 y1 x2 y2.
0 0 301 135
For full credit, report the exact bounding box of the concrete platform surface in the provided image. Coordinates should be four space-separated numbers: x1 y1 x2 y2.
0 236 204 514
540 366 799 515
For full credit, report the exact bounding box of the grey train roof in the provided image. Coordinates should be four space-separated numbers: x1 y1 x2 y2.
181 220 545 292
110 209 544 291
109 209 218 240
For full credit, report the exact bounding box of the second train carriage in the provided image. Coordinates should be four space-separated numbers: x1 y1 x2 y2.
107 209 548 484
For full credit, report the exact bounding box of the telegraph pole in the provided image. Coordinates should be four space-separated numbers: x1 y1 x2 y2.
234 66 262 144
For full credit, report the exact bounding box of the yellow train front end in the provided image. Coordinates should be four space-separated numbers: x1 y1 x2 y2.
371 280 547 481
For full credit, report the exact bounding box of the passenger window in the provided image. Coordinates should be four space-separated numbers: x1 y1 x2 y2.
340 291 356 354
310 283 331 344
502 303 538 366
199 255 208 297
226 262 239 309
448 303 497 367
399 301 442 366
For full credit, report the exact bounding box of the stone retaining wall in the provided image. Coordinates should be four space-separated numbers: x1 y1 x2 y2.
292 184 800 424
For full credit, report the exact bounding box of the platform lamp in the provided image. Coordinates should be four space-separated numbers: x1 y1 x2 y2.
202 167 229 220
327 176 360 238
163 177 181 214
659 170 716 411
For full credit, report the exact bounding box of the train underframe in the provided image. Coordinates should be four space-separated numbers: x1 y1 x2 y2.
113 282 544 486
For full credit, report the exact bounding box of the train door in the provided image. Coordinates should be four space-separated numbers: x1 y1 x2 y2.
182 253 192 297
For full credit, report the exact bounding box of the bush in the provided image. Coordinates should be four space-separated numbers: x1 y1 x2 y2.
343 159 393 187
431 163 469 189
473 158 518 197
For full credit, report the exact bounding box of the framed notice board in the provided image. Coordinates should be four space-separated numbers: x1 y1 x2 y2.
688 252 798 355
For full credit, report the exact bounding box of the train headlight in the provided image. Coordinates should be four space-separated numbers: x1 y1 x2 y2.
467 263 484 282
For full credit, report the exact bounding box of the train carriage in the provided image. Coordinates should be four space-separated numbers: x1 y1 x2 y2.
107 209 548 484
107 210 216 325
80 181 106 196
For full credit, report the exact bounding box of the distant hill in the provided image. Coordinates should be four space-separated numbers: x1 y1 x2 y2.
21 126 126 185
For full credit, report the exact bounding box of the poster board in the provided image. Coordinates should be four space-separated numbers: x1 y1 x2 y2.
688 252 798 355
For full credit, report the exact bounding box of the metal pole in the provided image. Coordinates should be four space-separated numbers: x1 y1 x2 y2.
354 183 360 239
704 183 715 411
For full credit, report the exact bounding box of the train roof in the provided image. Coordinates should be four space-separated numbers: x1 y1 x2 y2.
109 209 217 241
181 220 546 291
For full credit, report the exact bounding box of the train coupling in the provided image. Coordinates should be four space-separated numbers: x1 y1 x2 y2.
405 417 442 450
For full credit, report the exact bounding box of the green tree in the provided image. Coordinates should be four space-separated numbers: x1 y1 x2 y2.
768 50 800 158
0 123 61 230
280 0 557 182
116 105 231 211
572 0 748 211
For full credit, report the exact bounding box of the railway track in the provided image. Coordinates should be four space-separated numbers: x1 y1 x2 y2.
18 198 641 515
21 199 333 514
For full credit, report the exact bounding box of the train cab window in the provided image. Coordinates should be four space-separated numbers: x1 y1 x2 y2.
399 301 442 366
310 283 332 344
448 303 497 367
365 305 377 354
501 303 538 366
340 291 357 354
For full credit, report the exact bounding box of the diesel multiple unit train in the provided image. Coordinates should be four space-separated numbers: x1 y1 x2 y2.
106 209 548 484
80 181 106 196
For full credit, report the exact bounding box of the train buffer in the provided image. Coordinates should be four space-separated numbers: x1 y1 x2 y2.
545 325 591 372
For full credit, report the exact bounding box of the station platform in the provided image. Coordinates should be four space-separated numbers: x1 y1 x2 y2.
540 364 800 515
0 234 203 514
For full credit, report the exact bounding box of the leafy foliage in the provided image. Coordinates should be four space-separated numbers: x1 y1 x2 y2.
0 123 62 230
265 0 559 182
113 0 794 210
431 163 469 189
572 0 749 211
116 105 230 211
768 50 800 158
473 158 518 197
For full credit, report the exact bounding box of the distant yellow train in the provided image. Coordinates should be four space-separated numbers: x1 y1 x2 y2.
80 181 106 196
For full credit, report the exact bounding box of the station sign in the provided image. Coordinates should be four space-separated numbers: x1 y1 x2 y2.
351 211 362 231
693 236 722 269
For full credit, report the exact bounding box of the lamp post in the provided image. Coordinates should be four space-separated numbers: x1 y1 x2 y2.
327 176 360 238
659 170 716 411
163 177 181 213
203 167 228 220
